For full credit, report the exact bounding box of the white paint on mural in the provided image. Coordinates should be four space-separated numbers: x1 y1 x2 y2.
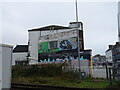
39 30 77 42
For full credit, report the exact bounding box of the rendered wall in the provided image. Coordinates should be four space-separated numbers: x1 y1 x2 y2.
12 52 28 65
0 45 2 90
0 44 13 90
29 27 84 64
29 31 40 64
38 29 85 62
105 50 113 62
29 28 75 64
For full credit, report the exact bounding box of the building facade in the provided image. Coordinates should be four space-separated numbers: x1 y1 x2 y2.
105 45 113 65
28 22 84 64
112 42 120 64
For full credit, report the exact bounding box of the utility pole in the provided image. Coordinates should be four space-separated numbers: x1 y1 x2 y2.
118 13 120 42
75 0 81 79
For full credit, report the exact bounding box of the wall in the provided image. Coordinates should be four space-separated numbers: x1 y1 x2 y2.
28 28 74 64
41 29 74 36
29 28 84 64
12 52 27 65
92 68 106 78
0 44 13 89
71 60 90 75
105 50 113 62
0 45 2 90
29 31 40 64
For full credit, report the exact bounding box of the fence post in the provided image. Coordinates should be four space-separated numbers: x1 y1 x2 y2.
112 68 115 80
105 65 109 79
109 68 112 85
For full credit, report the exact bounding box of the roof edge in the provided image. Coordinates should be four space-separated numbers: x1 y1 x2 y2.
28 25 71 32
0 43 13 48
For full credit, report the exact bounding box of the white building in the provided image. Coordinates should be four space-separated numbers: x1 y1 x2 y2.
28 22 84 64
105 45 113 64
12 45 28 65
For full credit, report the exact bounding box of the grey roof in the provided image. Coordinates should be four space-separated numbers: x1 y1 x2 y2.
13 45 28 53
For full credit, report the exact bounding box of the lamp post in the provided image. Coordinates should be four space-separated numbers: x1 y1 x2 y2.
118 13 120 42
75 0 81 79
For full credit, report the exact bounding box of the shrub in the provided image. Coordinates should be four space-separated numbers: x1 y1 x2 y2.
12 63 78 81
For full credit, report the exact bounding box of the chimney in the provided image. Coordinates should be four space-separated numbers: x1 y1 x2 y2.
109 45 113 49
69 22 83 30
116 42 120 45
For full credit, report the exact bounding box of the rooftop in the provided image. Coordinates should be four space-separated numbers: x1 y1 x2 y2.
28 25 71 32
13 45 28 53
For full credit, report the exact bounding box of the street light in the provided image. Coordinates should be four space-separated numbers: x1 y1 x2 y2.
75 0 82 79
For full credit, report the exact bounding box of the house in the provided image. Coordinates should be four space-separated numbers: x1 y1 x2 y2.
92 54 106 66
105 45 113 65
112 42 120 65
12 45 28 65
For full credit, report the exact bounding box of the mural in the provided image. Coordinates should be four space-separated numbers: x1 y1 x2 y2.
59 37 77 50
38 30 86 63
38 37 77 54
59 40 72 50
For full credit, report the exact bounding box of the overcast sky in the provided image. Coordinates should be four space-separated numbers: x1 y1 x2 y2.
1 1 119 55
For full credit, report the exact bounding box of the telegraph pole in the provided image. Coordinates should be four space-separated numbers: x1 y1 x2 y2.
75 0 81 79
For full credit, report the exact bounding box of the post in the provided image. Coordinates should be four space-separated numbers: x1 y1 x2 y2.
109 68 112 85
90 55 93 76
105 62 109 79
75 0 81 79
117 13 120 42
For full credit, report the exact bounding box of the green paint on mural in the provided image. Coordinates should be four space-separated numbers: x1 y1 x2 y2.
38 42 48 53
38 42 61 54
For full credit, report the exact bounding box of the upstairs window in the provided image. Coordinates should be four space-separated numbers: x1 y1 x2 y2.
49 41 58 49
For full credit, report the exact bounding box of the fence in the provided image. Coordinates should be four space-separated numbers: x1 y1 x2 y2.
92 67 107 78
62 65 114 79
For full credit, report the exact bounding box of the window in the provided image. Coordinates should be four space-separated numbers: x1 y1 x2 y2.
15 61 28 65
49 41 58 49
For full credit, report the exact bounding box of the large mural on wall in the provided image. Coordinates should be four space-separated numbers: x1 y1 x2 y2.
38 37 77 54
38 30 88 62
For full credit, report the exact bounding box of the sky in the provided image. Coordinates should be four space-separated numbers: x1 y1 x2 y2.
0 0 119 55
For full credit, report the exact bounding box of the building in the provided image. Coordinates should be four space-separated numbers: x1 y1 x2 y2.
105 45 113 65
28 22 84 64
112 42 120 64
12 45 28 65
92 54 106 66
106 42 120 64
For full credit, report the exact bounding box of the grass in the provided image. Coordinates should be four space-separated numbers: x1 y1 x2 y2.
12 76 113 88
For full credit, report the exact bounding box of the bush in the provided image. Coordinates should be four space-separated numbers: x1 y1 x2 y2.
12 65 39 77
12 63 78 81
38 63 63 77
